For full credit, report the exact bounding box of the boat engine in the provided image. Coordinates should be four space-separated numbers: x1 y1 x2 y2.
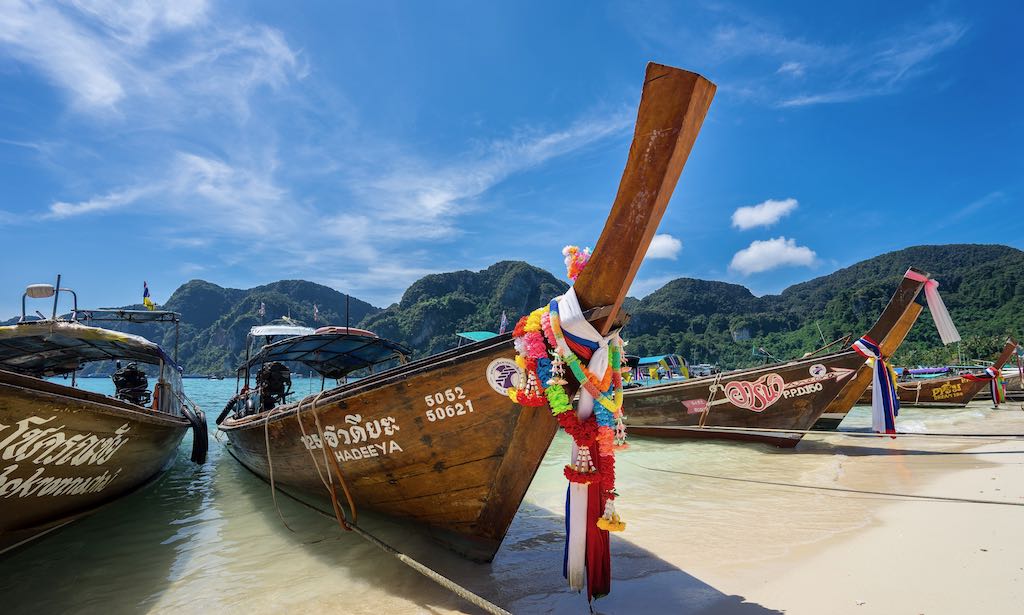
256 361 292 411
112 361 152 406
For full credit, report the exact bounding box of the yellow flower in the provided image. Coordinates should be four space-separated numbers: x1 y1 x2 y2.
596 513 626 532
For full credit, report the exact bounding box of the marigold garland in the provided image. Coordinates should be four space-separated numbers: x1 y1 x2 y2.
507 296 628 533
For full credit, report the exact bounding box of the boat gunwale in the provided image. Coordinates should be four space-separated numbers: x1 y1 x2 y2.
0 368 191 428
220 332 515 431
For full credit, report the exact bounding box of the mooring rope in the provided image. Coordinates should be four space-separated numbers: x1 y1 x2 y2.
698 370 723 429
295 390 359 530
255 393 511 615
263 404 298 533
627 461 1024 507
670 423 1024 441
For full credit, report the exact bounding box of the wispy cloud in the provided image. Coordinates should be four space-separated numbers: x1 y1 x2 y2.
45 151 305 235
776 61 805 77
729 237 817 275
0 0 301 117
930 190 1007 231
645 233 683 259
777 21 966 107
338 111 632 243
731 198 798 230
5 1 634 307
619 3 967 108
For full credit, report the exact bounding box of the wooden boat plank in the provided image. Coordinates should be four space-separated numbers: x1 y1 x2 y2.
0 369 189 553
220 62 717 560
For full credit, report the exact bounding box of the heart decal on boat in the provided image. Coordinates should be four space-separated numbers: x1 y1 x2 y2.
723 373 785 412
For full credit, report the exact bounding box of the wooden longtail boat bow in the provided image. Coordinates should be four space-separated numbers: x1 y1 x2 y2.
576 64 715 334
217 62 715 561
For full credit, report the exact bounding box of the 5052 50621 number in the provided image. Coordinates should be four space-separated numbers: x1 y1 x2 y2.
423 387 475 422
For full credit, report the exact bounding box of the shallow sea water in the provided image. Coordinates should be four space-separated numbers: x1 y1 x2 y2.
2 378 1022 614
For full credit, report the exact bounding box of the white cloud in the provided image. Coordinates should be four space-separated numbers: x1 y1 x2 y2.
729 237 817 275
48 186 153 218
0 0 300 116
777 61 805 77
645 234 682 259
731 198 798 230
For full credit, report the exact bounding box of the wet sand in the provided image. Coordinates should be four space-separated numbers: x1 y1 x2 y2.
2 380 1022 614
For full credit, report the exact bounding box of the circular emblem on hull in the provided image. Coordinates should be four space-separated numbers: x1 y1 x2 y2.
486 358 522 396
809 363 827 379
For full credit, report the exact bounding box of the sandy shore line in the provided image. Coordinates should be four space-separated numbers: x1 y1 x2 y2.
733 434 1024 614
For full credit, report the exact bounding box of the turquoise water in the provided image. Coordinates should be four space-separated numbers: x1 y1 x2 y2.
0 378 1019 614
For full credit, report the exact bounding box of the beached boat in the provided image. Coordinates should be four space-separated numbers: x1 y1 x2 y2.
217 62 715 561
853 337 1020 407
622 269 930 447
0 280 206 555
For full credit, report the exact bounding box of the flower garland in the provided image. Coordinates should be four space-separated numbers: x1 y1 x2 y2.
562 245 591 282
507 298 628 532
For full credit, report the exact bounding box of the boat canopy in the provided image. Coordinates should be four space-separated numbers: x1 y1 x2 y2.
0 321 175 377
78 308 181 324
907 367 951 375
635 354 689 378
637 354 681 366
249 324 316 338
242 331 412 379
457 331 498 343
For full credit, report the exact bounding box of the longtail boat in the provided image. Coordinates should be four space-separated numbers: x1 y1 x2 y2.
622 268 930 447
217 62 715 562
0 279 206 555
853 337 1019 408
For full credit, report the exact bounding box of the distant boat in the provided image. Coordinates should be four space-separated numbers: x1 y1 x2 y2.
849 338 1019 408
0 278 206 555
216 63 715 561
621 269 930 447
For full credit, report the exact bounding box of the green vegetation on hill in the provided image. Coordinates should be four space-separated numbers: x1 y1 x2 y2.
623 244 1024 368
361 261 568 356
7 244 1019 376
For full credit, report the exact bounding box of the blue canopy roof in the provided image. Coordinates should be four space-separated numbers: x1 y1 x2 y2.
0 320 176 377
457 331 498 342
637 354 683 366
244 331 411 379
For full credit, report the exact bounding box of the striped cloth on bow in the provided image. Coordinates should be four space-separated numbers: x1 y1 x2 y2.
964 367 1006 405
853 336 899 434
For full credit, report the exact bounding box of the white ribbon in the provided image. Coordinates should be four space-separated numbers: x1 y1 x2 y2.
555 287 616 389
924 280 960 345
555 287 619 591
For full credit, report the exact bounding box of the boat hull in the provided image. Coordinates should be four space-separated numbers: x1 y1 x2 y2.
0 369 190 555
220 335 558 562
623 351 867 446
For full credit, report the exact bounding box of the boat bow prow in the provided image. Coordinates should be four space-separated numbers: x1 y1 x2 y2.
864 267 931 355
992 336 1020 370
574 64 715 333
825 267 930 414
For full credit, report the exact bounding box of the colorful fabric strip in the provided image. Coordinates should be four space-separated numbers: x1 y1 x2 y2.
852 336 898 434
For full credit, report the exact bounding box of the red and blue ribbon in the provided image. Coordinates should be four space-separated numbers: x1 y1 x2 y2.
964 367 1005 405
853 336 899 434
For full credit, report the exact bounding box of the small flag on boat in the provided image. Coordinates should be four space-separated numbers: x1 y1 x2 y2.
258 301 266 318
499 311 508 334
313 303 320 322
143 282 155 310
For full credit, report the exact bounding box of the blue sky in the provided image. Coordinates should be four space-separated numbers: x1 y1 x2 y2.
2 0 1021 318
